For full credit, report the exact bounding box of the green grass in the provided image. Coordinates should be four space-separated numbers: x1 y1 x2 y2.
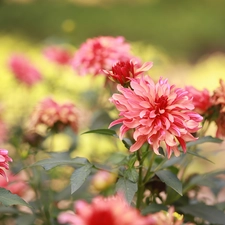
0 0 225 61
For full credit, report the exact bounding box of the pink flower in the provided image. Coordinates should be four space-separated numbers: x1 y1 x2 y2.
185 86 212 115
43 46 72 65
8 54 42 87
146 207 183 225
109 76 203 158
30 98 79 133
71 36 133 76
0 149 12 179
102 60 153 86
58 194 147 225
0 171 28 197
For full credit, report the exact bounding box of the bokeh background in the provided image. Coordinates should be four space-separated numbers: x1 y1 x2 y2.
1 0 225 171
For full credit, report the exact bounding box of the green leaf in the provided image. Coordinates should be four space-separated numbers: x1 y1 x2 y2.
70 163 93 194
186 135 223 148
81 129 118 137
186 149 214 163
124 168 138 182
116 177 137 204
142 203 168 215
0 188 30 208
32 156 89 170
179 203 225 224
155 170 182 196
122 138 133 149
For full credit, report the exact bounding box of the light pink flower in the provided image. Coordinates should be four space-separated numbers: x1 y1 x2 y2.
0 171 28 197
185 86 212 115
43 46 72 65
146 207 183 225
71 36 133 76
0 149 12 179
8 54 42 87
109 76 203 158
58 194 147 225
30 98 79 133
102 60 153 86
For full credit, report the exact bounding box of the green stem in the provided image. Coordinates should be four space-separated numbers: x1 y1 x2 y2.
136 150 144 209
143 151 155 184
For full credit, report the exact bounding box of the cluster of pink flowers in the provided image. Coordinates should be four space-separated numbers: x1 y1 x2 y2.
8 54 42 87
30 98 79 133
71 36 135 76
109 71 203 158
0 149 12 179
43 46 72 65
58 194 184 225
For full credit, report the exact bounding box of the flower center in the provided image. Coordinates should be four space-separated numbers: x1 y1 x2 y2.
155 95 168 114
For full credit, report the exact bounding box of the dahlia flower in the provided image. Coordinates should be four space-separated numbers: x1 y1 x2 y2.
109 76 203 158
0 149 12 179
146 207 183 225
71 36 133 76
0 171 28 197
43 46 72 65
30 98 79 133
185 86 212 115
8 54 42 87
58 194 147 225
102 60 153 86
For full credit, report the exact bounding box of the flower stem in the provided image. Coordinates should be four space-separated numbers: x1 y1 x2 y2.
136 150 144 209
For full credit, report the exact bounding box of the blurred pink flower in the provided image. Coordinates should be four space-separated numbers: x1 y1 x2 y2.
30 98 79 133
185 86 212 115
212 79 225 112
58 194 147 225
146 207 183 225
109 76 203 158
71 36 134 76
0 149 12 179
8 54 42 87
43 46 72 65
0 171 28 197
102 60 153 86
215 114 225 138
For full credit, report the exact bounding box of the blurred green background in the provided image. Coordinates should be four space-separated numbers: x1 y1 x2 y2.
1 0 225 62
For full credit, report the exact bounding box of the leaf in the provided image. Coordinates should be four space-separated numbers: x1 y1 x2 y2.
142 203 168 215
81 129 118 137
155 170 182 196
179 203 225 224
32 156 89 170
70 163 93 194
186 149 214 163
186 136 223 148
122 138 133 149
116 177 137 204
0 188 30 208
124 168 139 182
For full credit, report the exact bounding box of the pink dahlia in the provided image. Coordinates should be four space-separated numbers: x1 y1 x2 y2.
0 149 12 179
58 194 147 225
30 98 79 133
43 46 72 65
8 54 42 87
71 36 133 76
102 60 153 86
185 86 212 115
109 76 203 158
